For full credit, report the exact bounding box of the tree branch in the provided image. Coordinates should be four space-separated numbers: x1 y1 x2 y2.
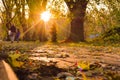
2 0 8 11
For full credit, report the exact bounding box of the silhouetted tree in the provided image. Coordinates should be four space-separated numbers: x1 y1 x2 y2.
50 23 57 42
65 0 89 42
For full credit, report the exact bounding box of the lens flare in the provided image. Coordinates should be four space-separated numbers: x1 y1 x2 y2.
41 11 51 22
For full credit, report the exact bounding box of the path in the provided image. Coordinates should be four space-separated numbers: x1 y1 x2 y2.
26 44 120 80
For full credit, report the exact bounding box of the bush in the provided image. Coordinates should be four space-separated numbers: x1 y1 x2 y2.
102 26 120 43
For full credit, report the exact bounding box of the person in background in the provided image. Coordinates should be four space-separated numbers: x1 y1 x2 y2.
15 29 20 43
9 24 16 43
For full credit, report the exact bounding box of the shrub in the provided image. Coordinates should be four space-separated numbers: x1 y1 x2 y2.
102 26 120 43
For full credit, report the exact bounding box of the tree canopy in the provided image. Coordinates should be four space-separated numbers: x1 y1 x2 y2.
0 0 119 42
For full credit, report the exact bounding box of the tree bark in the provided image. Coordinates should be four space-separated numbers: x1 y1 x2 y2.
65 0 88 42
69 17 84 42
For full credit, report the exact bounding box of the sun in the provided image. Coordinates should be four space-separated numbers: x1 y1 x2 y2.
41 11 51 22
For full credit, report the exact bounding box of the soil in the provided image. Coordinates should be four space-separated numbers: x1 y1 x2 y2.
0 42 120 80
16 44 120 80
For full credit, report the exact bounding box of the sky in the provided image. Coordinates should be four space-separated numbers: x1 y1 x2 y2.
0 0 3 7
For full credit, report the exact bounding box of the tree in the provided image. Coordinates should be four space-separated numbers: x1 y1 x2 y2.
64 0 120 42
50 23 57 42
84 0 120 40
65 0 89 42
85 1 110 38
1 0 16 40
1 0 15 28
1 0 119 41
14 0 27 40
26 0 47 41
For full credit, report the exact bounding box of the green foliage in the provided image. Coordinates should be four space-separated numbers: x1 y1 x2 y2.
7 50 30 68
102 26 120 42
90 26 120 46
7 51 24 67
85 0 120 40
47 0 67 17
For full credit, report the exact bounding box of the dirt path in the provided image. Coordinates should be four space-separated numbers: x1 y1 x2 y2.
1 42 120 79
27 44 120 80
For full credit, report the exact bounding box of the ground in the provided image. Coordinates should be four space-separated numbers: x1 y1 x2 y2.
0 41 120 80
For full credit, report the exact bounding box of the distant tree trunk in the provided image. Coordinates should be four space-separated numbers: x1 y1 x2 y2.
14 0 27 40
65 0 88 42
21 0 28 40
2 0 14 40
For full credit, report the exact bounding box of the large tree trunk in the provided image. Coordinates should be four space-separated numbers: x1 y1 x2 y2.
69 16 85 42
65 0 88 42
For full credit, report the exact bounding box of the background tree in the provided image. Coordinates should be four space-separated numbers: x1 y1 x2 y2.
64 0 89 42
0 0 48 41
14 0 27 40
64 0 120 42
50 23 57 42
0 0 119 42
1 0 15 40
26 0 47 41
85 0 120 40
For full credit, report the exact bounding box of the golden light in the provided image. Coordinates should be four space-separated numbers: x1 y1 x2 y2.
41 11 51 22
